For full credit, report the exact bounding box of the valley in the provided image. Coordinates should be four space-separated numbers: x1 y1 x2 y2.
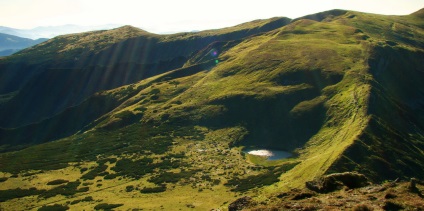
0 8 424 210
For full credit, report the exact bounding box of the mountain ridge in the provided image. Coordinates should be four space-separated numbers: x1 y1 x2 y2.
0 8 423 210
0 17 292 128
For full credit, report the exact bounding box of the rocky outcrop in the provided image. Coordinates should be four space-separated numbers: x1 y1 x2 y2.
228 196 253 211
306 172 370 193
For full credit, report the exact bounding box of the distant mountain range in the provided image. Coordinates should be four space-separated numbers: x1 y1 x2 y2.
0 33 47 56
0 24 123 39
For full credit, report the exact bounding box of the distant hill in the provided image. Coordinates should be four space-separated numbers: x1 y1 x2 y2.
412 8 424 18
0 24 123 39
0 49 18 57
0 33 47 56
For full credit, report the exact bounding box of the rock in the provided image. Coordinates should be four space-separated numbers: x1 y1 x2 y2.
291 192 315 200
306 172 369 193
186 204 195 208
407 178 423 198
383 201 403 211
353 204 374 211
407 178 418 192
384 192 397 199
276 192 289 198
228 196 252 211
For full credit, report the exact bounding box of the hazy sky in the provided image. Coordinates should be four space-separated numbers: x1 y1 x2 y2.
1 0 423 33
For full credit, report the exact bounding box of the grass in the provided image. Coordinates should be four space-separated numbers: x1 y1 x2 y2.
0 8 423 210
4 26 155 65
148 170 198 185
225 170 280 192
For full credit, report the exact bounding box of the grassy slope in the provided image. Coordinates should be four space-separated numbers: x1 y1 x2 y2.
1 18 291 67
327 12 424 181
0 18 292 129
3 26 155 65
0 9 423 210
274 10 424 189
322 11 424 181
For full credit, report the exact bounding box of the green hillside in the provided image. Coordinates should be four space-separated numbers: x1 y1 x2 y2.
0 18 291 129
0 9 423 210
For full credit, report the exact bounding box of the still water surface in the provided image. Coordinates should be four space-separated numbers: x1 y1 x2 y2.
244 148 292 160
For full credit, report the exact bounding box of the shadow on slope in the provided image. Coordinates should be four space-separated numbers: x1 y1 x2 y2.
195 69 343 151
329 45 424 181
0 18 292 129
0 60 217 151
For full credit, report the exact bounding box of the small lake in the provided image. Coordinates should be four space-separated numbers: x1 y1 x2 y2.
243 148 292 160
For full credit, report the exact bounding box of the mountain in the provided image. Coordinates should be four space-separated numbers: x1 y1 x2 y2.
0 17 292 128
0 24 123 39
0 9 423 210
0 49 21 57
0 33 47 56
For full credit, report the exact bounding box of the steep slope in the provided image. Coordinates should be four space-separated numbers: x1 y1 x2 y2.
0 9 423 210
275 10 424 189
0 18 291 128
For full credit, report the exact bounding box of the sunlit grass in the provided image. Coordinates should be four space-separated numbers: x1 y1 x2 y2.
1 8 424 210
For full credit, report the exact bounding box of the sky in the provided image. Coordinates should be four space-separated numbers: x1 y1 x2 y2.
1 0 423 33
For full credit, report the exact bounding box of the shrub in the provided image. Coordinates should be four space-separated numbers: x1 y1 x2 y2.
70 196 94 205
140 185 166 193
150 88 160 95
104 174 118 180
39 181 85 198
94 203 123 210
0 187 45 202
97 158 117 165
112 157 154 179
37 204 69 211
0 177 8 182
155 158 184 170
47 179 69 185
81 196 94 201
173 100 183 105
125 185 134 192
134 106 147 112
81 164 108 180
78 187 89 192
